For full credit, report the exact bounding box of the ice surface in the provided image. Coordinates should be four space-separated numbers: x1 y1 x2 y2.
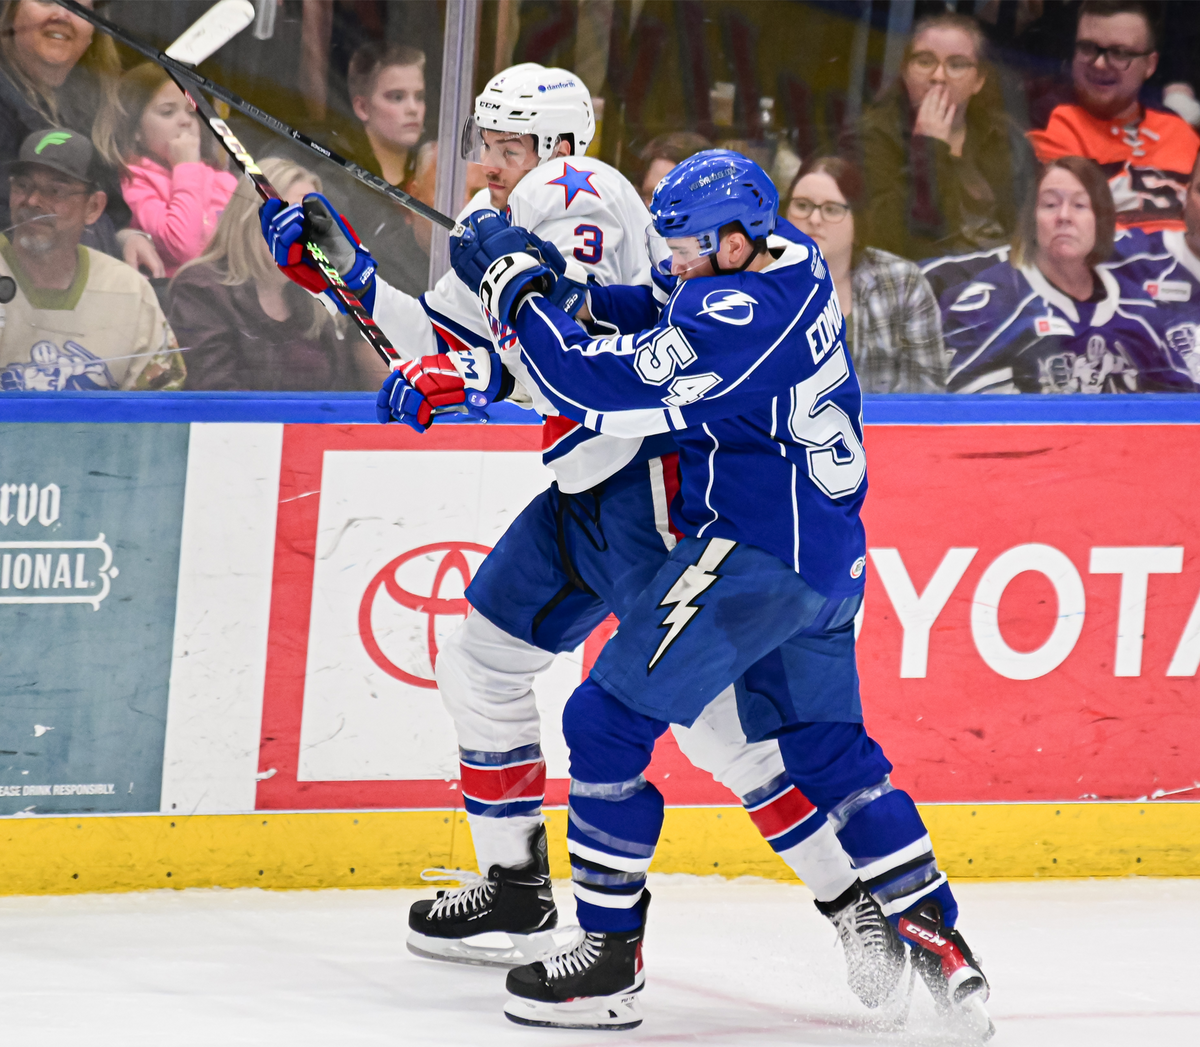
0 875 1197 1046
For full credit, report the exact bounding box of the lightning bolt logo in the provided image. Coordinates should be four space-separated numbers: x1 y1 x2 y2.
698 290 758 326
648 538 737 671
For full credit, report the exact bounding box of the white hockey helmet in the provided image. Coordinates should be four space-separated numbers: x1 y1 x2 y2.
461 62 595 167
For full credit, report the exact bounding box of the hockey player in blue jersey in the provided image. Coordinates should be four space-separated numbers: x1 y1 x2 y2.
943 157 1196 394
440 151 992 1037
258 66 910 1010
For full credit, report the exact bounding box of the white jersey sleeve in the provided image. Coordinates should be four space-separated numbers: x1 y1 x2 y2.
372 188 496 361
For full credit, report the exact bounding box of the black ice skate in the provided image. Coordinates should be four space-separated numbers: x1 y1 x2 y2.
407 825 576 968
815 879 907 1008
503 892 649 1030
897 899 995 1041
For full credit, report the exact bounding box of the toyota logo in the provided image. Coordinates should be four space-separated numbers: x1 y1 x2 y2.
358 542 491 688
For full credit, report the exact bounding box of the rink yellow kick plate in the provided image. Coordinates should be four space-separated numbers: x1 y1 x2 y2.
0 802 1196 895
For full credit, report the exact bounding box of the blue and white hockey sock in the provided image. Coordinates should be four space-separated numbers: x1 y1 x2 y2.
460 743 546 872
562 678 669 933
831 777 958 927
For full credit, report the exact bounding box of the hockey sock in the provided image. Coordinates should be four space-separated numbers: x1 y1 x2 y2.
775 722 956 920
832 780 957 927
741 773 857 901
459 743 547 871
467 813 544 873
562 678 668 934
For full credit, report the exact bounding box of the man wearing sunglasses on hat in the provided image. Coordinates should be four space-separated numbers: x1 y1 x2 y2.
1029 0 1199 233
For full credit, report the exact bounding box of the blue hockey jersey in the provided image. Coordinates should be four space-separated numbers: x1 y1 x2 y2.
1102 227 1200 384
511 236 869 600
942 257 1197 393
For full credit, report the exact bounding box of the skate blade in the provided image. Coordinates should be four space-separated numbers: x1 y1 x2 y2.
958 991 995 1042
407 924 583 969
504 988 642 1030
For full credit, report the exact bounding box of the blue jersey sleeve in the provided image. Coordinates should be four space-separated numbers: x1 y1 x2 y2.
585 283 661 334
513 255 842 437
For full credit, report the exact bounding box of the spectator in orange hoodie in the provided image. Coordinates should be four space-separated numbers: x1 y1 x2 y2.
1028 1 1199 232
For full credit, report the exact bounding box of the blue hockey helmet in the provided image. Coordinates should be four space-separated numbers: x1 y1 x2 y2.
647 150 778 276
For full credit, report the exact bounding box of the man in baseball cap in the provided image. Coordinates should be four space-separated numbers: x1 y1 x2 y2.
0 128 185 392
5 128 106 269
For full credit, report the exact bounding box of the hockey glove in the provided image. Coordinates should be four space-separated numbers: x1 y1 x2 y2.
523 232 589 318
375 348 503 431
450 209 542 294
260 193 378 313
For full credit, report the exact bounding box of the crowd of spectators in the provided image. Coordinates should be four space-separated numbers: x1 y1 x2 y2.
2 0 1200 397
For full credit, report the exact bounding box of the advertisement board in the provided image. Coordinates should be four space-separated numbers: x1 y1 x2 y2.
0 424 188 815
253 421 1200 813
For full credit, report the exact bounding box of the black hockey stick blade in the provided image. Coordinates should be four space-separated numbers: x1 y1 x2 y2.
53 0 463 236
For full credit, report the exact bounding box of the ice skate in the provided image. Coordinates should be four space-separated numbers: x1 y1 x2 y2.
897 900 995 1041
503 893 649 1030
816 879 907 1008
407 825 576 968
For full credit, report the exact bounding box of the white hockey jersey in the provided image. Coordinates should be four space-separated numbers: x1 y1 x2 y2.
372 156 657 493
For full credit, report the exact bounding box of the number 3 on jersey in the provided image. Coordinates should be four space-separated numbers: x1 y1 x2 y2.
788 344 866 499
574 224 604 265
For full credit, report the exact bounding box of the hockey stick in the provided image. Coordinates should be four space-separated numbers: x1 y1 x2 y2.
54 0 464 236
57 4 401 365
164 0 255 66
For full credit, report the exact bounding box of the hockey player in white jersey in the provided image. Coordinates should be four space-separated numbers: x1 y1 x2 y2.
259 64 903 1009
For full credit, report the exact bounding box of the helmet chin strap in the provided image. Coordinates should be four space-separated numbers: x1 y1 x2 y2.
709 236 765 275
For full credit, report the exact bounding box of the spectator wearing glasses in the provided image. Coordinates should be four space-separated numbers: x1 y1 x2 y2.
786 156 945 393
1028 1 1199 231
637 131 712 207
0 129 183 392
942 156 1194 394
844 11 1034 262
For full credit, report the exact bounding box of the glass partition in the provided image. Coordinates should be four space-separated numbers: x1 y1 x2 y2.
1 0 1198 396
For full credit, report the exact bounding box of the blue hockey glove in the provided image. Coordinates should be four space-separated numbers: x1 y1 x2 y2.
260 193 377 313
523 233 588 318
376 369 432 432
259 197 331 298
450 209 542 294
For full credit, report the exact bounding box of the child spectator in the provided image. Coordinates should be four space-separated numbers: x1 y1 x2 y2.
0 129 183 391
942 155 1194 394
98 63 237 278
1028 1 1199 231
786 156 945 393
168 157 380 391
0 0 162 276
843 11 1035 262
